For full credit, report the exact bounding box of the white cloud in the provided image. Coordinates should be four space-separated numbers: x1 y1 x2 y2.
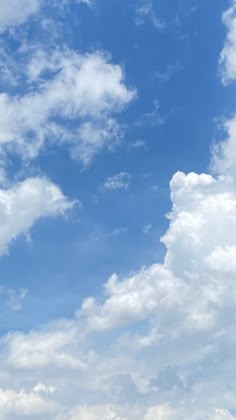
33 384 56 395
78 266 184 330
0 177 73 255
0 0 91 33
2 324 86 370
143 405 173 420
219 0 236 84
0 0 42 32
206 245 236 272
0 49 135 166
0 387 55 419
103 172 132 191
67 405 126 420
129 140 147 150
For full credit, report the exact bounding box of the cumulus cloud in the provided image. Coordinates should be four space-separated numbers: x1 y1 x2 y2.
78 266 183 331
0 177 73 255
0 49 135 166
103 172 132 191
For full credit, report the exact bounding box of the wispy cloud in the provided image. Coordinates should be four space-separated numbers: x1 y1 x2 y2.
155 61 182 84
103 172 132 191
135 0 165 30
219 0 236 84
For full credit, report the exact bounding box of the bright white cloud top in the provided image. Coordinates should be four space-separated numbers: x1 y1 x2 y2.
0 1 235 419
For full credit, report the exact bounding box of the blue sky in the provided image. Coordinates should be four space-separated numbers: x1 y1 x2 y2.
1 0 236 419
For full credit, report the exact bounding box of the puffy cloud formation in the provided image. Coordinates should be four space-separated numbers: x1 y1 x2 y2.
0 49 135 166
103 172 132 191
0 177 73 255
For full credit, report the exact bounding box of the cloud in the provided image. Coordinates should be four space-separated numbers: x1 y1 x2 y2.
128 140 147 150
136 99 166 127
135 0 165 30
219 0 236 84
0 0 42 32
211 116 236 179
0 49 135 167
143 223 152 234
2 326 86 370
0 0 91 33
0 286 27 311
103 172 132 191
78 266 183 331
0 387 55 419
155 62 182 84
66 405 126 420
0 177 73 255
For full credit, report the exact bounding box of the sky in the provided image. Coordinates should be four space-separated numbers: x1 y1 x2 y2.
1 0 236 418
